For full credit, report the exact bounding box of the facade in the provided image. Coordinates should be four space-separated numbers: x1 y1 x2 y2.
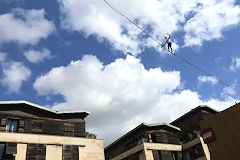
105 123 182 160
0 101 104 160
200 102 240 160
105 105 217 160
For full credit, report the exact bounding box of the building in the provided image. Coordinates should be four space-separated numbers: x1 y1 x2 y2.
105 123 182 160
0 101 105 160
105 105 217 160
200 102 240 160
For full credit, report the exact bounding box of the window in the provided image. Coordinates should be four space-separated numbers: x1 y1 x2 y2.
5 119 18 132
0 143 5 160
171 151 178 160
192 143 204 158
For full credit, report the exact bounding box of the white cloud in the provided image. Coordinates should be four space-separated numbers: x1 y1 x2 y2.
221 79 238 97
0 52 6 62
0 8 55 45
58 0 240 54
214 57 223 64
230 56 240 71
184 0 240 47
24 48 51 63
198 75 218 85
34 55 238 145
1 61 31 93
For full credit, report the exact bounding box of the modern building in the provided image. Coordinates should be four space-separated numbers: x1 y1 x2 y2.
0 101 105 160
105 105 217 160
105 123 182 160
200 102 240 160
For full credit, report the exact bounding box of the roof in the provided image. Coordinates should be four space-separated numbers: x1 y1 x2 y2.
143 122 181 131
0 100 90 119
105 122 180 151
170 105 218 125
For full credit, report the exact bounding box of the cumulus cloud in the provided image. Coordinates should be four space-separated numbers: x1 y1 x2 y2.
24 48 51 63
198 75 218 85
58 0 240 54
0 52 6 62
1 61 31 93
221 79 238 97
184 0 240 46
34 55 238 145
0 8 55 45
230 56 240 71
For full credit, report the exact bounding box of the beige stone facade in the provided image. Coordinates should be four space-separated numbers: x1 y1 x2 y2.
0 132 105 160
46 145 62 160
110 138 210 160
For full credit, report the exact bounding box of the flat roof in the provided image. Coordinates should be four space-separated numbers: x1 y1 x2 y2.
0 100 90 119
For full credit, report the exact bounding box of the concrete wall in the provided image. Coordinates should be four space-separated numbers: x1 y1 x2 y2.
111 142 182 160
15 144 27 160
0 132 105 160
200 103 240 160
46 145 62 160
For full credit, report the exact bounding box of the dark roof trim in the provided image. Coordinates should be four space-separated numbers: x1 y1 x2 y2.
170 105 218 125
0 100 90 119
105 122 180 151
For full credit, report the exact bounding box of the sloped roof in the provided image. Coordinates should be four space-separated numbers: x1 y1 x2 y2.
170 105 218 125
105 122 180 151
0 100 89 119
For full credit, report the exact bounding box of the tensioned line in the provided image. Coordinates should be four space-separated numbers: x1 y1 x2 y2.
103 0 240 95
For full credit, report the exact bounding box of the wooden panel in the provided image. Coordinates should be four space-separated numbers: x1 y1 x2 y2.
63 145 79 160
0 112 85 137
26 144 46 160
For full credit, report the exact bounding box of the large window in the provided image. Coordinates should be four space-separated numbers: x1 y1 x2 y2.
0 143 5 160
5 119 18 132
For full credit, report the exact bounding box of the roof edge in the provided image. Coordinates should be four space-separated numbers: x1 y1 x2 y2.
0 100 90 115
105 122 180 151
143 122 181 131
170 105 218 125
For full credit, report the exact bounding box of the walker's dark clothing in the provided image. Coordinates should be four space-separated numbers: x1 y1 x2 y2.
164 34 173 52
168 42 172 52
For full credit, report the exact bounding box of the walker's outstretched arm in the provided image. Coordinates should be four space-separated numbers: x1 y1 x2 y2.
167 33 171 39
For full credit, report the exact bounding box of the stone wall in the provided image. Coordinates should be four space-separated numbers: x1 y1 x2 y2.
0 132 105 160
0 112 85 137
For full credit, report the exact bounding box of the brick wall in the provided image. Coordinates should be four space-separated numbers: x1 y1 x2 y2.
200 103 240 160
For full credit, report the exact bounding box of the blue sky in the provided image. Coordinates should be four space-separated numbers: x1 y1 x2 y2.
0 0 240 145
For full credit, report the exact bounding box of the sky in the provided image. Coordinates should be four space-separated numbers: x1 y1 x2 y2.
0 0 240 146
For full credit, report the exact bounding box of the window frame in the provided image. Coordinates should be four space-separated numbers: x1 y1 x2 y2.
5 119 19 133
